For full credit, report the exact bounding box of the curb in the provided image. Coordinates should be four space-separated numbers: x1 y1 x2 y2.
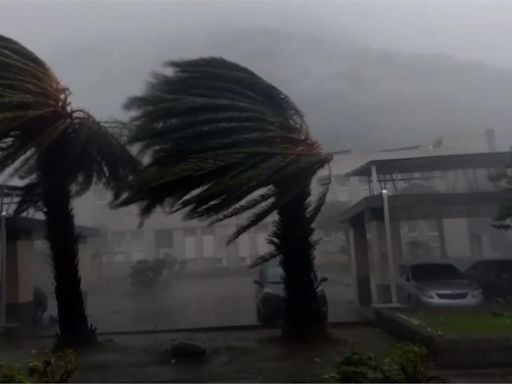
33 319 371 339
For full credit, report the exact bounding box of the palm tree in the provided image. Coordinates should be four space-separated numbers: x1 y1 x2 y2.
117 58 332 338
0 35 138 347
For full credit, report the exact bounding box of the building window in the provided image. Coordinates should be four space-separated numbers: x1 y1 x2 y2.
359 176 370 196
423 220 439 236
405 221 420 236
334 175 350 201
154 229 173 248
130 230 145 260
238 233 250 265
111 231 127 252
202 229 215 258
184 229 197 259
401 172 421 187
112 252 126 262
159 248 173 260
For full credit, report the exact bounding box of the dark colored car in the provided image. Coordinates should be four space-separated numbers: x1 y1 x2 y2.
253 264 328 325
465 259 512 300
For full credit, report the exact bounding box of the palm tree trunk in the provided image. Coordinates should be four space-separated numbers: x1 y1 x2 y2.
274 178 327 339
37 138 96 348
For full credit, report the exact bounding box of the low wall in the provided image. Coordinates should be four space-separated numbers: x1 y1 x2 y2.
375 307 512 369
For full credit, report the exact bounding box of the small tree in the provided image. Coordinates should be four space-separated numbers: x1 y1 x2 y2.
0 35 138 347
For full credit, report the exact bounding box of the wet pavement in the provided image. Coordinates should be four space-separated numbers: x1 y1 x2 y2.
46 272 360 332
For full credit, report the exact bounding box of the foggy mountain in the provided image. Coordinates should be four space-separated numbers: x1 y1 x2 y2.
193 28 512 151
46 27 512 152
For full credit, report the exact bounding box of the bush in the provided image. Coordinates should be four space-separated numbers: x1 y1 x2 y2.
0 349 77 383
330 342 430 383
129 258 169 288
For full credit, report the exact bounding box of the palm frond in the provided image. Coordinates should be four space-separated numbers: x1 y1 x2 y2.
14 181 42 214
248 249 280 269
307 163 333 223
118 57 331 242
0 35 138 210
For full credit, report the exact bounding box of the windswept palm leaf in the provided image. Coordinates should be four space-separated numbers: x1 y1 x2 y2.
0 34 138 347
0 35 139 213
117 57 331 240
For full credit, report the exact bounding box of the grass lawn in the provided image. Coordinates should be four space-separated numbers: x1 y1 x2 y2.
408 310 512 337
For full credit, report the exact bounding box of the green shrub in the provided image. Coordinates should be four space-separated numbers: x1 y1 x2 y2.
0 363 27 383
130 258 169 288
330 351 382 382
386 342 429 383
330 342 430 383
0 350 77 383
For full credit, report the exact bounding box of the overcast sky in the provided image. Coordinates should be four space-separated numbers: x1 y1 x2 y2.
4 1 512 63
2 0 512 148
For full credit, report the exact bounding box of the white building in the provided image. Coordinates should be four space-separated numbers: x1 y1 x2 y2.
73 129 501 276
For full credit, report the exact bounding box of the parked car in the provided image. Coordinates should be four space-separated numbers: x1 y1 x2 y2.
465 259 512 301
253 264 328 325
398 262 483 307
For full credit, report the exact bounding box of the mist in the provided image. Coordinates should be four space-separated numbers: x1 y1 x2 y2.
4 4 512 376
2 1 512 150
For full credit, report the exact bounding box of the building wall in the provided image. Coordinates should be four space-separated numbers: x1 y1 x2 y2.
72 129 500 274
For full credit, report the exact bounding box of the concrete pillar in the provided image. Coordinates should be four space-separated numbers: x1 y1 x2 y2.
366 221 382 303
390 221 403 268
347 228 358 302
437 218 448 259
6 238 34 326
352 218 372 306
376 220 391 303
366 219 401 304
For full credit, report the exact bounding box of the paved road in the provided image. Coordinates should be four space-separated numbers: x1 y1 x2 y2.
47 273 358 332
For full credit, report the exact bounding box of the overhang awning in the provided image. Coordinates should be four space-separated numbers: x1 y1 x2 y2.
339 191 512 224
6 216 101 240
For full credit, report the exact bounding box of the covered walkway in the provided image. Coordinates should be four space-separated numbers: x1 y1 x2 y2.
340 151 512 306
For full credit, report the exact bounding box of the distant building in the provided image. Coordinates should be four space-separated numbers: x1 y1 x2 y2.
73 128 501 276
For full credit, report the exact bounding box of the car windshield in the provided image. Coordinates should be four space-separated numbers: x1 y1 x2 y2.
410 264 465 281
265 267 284 284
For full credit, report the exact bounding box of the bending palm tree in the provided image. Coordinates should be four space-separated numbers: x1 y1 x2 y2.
118 58 332 338
0 35 137 347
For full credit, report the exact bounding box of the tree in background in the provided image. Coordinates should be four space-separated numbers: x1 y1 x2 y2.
0 36 138 347
117 57 332 338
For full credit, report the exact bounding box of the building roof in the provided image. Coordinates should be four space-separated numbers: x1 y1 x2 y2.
346 151 512 177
